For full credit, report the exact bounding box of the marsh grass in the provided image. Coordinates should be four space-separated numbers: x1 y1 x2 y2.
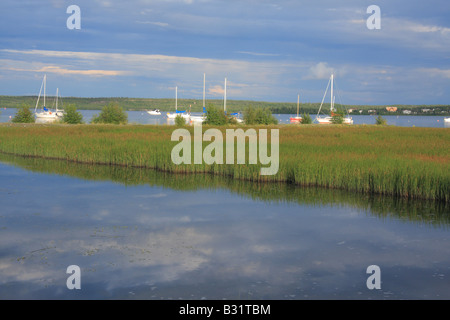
0 123 448 202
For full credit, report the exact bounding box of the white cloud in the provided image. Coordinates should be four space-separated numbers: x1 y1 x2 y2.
136 21 170 27
371 18 450 50
417 67 450 79
208 84 224 96
304 62 335 80
236 51 281 57
208 81 248 97
406 22 450 35
8 65 127 77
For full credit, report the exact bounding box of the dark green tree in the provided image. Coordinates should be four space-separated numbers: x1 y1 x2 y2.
62 104 83 124
375 115 387 125
204 105 228 125
174 114 186 126
300 113 312 124
12 105 35 123
91 102 128 124
244 106 278 125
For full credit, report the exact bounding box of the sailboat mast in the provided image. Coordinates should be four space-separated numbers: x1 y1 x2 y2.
43 74 46 107
224 77 227 113
203 73 206 109
330 73 334 112
297 94 300 117
175 86 178 111
35 75 44 112
56 88 58 110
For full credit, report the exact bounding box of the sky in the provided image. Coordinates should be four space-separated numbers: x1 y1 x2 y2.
0 0 449 105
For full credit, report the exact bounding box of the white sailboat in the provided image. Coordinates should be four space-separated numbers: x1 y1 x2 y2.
290 94 302 123
315 74 353 125
444 117 450 123
34 75 64 122
54 88 64 118
166 86 190 119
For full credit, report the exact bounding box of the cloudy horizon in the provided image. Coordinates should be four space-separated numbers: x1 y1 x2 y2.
0 0 449 105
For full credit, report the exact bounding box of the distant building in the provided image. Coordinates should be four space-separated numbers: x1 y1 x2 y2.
386 107 397 112
421 108 431 113
403 110 412 114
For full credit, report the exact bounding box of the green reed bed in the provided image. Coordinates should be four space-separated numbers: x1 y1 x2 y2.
0 123 448 202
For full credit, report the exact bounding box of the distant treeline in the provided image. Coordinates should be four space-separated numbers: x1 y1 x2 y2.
1 95 449 115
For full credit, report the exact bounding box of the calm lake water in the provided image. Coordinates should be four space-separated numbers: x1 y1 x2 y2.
1 107 449 127
0 153 449 300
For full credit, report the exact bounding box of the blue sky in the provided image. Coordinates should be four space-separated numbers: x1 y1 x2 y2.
0 0 449 105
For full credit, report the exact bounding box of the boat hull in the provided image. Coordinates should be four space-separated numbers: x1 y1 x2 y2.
190 116 206 123
167 112 190 119
316 116 353 124
35 111 64 120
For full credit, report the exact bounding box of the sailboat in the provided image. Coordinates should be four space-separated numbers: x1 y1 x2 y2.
315 74 353 124
53 88 65 118
444 117 450 123
166 86 190 119
289 94 302 123
34 75 64 122
190 73 207 123
147 109 161 115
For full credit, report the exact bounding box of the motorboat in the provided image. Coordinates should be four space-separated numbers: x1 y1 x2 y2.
147 109 161 115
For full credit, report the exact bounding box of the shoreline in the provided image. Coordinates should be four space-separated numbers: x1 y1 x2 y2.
1 95 449 116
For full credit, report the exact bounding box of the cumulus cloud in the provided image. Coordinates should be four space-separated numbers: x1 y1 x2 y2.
304 62 335 80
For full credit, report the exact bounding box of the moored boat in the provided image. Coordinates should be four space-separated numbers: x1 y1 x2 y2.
34 75 64 122
166 86 190 119
290 94 302 123
147 109 161 115
315 74 353 125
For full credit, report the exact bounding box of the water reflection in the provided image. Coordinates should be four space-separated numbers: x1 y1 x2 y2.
0 153 449 300
1 153 448 227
